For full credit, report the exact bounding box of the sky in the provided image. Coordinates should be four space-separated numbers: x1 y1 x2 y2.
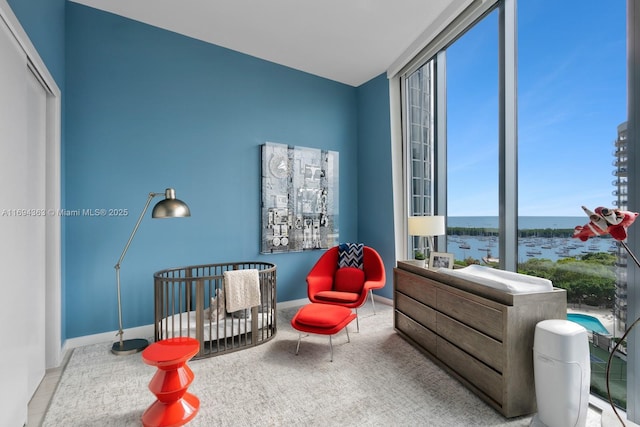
445 1 627 217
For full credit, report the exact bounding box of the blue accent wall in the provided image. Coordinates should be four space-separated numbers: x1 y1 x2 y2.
356 74 395 299
10 0 395 341
64 3 361 338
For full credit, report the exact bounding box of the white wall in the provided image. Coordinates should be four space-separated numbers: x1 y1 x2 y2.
0 14 31 426
0 1 62 425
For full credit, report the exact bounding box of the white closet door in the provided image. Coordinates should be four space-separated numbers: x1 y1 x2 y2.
25 67 47 398
0 16 31 427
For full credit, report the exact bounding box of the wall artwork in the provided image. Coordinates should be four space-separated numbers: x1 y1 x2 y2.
261 142 339 253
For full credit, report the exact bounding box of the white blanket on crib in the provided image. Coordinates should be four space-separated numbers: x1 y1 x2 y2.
224 269 261 312
435 264 553 294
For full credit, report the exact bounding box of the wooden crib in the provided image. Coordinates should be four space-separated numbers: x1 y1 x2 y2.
153 262 277 359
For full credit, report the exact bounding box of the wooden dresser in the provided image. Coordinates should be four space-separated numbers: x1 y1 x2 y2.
393 262 567 418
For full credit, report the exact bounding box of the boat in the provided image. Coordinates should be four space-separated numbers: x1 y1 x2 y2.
459 243 471 249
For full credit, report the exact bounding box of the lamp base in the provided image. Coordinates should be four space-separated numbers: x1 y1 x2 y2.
111 338 149 356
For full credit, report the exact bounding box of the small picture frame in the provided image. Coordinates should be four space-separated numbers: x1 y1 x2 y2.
429 252 454 269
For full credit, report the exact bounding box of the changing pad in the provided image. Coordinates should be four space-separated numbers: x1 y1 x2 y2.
435 264 553 294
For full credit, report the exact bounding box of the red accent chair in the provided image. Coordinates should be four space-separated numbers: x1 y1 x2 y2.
306 245 385 331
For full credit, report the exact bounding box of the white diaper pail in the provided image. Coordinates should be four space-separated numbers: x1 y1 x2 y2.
530 319 590 427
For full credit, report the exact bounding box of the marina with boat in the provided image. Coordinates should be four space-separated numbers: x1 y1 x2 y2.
446 216 618 264
448 235 617 264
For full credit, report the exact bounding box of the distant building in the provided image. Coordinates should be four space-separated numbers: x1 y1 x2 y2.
614 121 628 331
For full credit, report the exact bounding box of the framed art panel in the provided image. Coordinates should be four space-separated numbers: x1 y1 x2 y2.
261 142 339 253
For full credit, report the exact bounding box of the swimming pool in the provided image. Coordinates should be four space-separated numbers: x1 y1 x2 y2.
567 313 610 335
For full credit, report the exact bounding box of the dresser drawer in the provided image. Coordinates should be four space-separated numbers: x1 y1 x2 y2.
436 312 503 372
395 270 436 307
396 292 437 330
437 337 503 405
437 289 503 341
395 311 437 354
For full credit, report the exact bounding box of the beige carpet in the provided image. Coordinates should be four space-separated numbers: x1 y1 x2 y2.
42 304 599 426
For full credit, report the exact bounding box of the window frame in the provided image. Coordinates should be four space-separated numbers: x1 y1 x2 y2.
625 0 640 419
397 0 511 263
390 0 640 419
404 61 436 218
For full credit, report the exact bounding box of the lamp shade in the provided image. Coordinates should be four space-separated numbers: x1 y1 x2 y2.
408 215 445 236
152 188 191 218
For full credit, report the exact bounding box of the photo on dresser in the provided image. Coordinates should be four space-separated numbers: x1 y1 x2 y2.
429 252 454 269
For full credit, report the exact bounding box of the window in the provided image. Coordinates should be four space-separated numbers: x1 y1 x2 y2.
445 10 500 264
517 0 626 407
405 61 436 257
396 0 635 415
400 0 508 263
406 62 435 217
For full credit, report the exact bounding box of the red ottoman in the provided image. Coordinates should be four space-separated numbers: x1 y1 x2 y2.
291 303 357 362
141 337 200 427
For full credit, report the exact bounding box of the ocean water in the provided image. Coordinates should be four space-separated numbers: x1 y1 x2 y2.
444 216 618 263
448 216 585 230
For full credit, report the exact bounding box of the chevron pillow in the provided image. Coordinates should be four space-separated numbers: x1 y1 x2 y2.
338 243 364 269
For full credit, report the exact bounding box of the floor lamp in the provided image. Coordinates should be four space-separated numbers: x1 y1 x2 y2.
112 188 191 355
408 215 445 267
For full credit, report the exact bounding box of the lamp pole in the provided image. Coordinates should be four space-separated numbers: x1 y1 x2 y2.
113 192 159 355
112 189 190 355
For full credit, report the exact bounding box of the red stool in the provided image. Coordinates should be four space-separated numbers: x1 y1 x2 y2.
291 303 357 362
141 337 200 427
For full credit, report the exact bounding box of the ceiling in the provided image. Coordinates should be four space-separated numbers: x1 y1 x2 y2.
69 0 466 87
